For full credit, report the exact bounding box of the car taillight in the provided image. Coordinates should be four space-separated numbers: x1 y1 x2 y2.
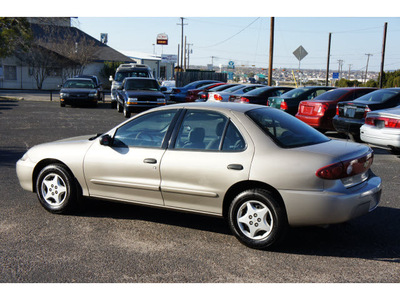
316 103 328 116
336 104 339 115
280 100 288 110
316 150 374 180
363 105 371 118
365 116 400 128
214 94 223 101
266 100 270 106
241 97 249 103
200 94 207 99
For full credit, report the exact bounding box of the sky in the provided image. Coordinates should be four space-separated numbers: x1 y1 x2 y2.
4 0 400 72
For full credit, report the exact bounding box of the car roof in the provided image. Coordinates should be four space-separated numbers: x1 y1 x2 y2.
65 78 93 82
124 77 156 81
157 101 262 114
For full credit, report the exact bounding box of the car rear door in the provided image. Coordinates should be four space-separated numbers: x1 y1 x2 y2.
159 109 255 215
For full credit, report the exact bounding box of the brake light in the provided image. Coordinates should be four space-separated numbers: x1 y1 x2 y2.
363 105 371 118
336 104 339 115
214 94 223 101
365 116 400 128
266 100 270 106
280 100 288 110
316 151 374 180
316 103 329 116
200 94 207 99
241 97 249 103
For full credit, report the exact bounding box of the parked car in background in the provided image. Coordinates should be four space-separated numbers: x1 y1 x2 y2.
296 88 376 132
110 63 153 108
197 83 240 102
74 75 103 101
185 82 226 102
59 78 99 108
360 106 400 154
116 77 167 118
236 86 294 105
160 80 176 101
333 88 400 141
169 80 222 103
267 86 335 115
16 102 381 250
208 84 264 103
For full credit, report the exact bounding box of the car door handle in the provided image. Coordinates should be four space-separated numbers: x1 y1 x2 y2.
227 164 243 170
143 158 157 164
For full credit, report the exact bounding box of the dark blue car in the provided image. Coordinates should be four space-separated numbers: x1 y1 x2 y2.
169 80 222 103
116 77 167 118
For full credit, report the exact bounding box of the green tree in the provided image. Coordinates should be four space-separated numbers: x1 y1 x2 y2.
100 61 123 88
0 17 32 58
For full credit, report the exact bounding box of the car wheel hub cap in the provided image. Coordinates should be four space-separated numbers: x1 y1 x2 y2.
237 200 273 240
41 173 67 207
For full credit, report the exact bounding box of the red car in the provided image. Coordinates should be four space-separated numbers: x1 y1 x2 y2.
296 88 377 132
185 83 226 102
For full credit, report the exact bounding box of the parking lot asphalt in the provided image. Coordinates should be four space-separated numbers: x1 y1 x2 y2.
0 98 399 284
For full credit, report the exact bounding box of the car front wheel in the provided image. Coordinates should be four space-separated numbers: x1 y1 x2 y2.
228 189 288 249
36 164 78 214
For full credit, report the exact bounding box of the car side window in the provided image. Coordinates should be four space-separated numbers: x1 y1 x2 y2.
113 110 177 148
315 89 328 97
173 110 246 152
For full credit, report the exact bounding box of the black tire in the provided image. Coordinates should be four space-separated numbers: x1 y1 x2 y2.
36 164 78 214
117 101 123 113
123 105 131 118
228 189 288 249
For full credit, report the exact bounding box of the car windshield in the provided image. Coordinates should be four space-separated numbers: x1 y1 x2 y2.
246 107 330 148
313 89 349 101
354 89 400 103
115 71 150 82
280 87 310 98
63 80 95 89
125 79 160 91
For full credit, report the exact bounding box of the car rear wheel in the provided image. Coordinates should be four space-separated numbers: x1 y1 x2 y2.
228 189 288 249
36 164 77 214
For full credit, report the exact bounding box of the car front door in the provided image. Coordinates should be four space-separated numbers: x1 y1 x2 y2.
83 109 178 206
160 109 255 215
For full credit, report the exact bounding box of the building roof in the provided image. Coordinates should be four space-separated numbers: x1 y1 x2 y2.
30 23 133 63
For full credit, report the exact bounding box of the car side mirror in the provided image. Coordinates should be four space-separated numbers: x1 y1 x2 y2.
100 134 112 146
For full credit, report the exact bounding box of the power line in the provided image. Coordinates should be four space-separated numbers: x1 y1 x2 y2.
199 18 260 48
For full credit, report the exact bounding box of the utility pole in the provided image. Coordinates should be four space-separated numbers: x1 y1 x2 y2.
348 64 352 80
177 17 188 71
379 22 388 88
337 59 344 79
268 17 274 86
365 53 373 83
184 36 187 71
325 33 331 86
187 43 193 69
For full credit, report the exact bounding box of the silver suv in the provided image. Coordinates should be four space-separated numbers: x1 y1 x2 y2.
109 63 153 108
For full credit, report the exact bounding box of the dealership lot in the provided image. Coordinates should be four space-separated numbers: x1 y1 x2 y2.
0 98 399 283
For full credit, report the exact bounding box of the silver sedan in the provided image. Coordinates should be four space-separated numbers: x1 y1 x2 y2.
16 102 382 249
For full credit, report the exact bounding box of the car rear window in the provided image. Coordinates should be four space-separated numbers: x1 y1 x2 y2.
355 89 400 103
280 87 310 98
313 89 349 100
246 107 330 148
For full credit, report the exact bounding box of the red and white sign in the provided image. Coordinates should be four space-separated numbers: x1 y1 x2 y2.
157 33 168 45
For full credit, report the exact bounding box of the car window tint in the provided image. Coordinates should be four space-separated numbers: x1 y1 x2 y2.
246 107 329 148
222 122 246 151
355 89 400 103
113 110 177 148
174 111 228 151
314 89 348 100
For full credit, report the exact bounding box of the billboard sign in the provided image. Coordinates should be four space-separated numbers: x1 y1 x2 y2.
157 33 168 45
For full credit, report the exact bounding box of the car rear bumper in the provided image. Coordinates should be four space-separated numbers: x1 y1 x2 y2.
296 114 334 130
280 172 382 226
332 116 364 136
360 124 400 149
